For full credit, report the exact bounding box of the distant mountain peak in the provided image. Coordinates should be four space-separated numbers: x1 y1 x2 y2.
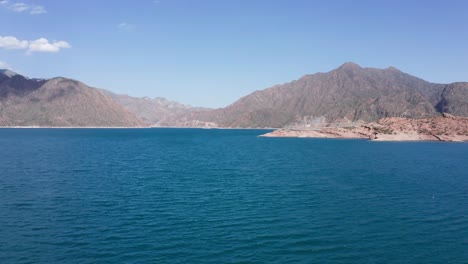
0 69 20 78
386 66 401 72
338 62 362 70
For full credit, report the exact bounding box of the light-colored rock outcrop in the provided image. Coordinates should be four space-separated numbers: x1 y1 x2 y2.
261 114 468 142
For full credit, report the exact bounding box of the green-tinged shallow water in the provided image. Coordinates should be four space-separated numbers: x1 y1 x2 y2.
0 128 467 264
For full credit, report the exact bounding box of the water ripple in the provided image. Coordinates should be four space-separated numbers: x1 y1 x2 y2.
0 128 467 264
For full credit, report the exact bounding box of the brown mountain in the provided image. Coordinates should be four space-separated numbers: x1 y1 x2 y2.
172 63 467 128
99 89 211 126
0 70 144 127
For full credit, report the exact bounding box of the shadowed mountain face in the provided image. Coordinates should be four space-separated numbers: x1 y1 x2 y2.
99 90 211 126
172 63 467 128
435 82 468 117
0 71 144 127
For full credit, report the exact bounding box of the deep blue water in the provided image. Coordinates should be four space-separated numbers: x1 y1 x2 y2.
0 128 467 264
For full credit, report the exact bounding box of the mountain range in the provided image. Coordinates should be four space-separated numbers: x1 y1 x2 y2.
1 63 467 128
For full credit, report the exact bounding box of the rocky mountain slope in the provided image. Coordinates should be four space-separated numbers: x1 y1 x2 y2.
173 63 467 128
0 70 144 127
435 82 468 117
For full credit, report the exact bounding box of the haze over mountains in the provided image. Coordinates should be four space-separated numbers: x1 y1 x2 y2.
99 89 211 126
1 63 467 128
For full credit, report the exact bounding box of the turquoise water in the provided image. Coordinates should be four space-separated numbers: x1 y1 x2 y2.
0 128 467 264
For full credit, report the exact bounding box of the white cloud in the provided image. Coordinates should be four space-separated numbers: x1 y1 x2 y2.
10 2 28 12
30 5 46 14
117 22 135 32
0 35 71 53
1 1 47 15
28 38 71 53
0 36 29 49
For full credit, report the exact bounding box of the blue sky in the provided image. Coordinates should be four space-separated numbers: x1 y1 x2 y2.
1 0 467 107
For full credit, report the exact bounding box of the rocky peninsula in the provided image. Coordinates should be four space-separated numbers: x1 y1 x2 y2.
261 114 468 142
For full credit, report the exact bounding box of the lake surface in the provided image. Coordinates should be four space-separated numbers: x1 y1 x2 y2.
0 128 467 264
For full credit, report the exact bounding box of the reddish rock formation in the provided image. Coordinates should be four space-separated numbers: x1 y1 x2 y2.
261 114 468 142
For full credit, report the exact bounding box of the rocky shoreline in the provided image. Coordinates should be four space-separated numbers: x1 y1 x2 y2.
261 114 468 142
